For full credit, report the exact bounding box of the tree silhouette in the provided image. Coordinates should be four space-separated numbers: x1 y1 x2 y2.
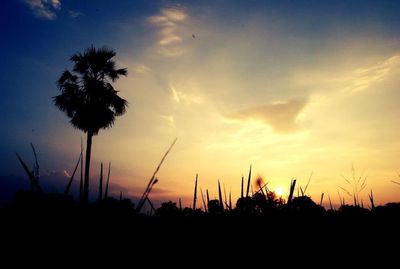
54 46 128 204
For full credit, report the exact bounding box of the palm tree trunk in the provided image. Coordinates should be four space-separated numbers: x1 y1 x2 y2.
83 131 93 205
79 138 83 203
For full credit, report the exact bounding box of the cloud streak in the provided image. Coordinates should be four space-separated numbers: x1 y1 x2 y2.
24 0 61 20
346 54 400 92
170 86 203 106
147 7 188 57
67 10 84 19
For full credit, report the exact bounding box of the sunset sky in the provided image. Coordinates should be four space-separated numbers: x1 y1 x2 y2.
1 0 400 207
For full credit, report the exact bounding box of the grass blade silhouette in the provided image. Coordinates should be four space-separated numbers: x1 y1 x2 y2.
104 161 111 199
287 179 296 205
369 190 375 210
29 143 40 191
241 175 244 198
229 190 232 210
200 188 207 212
303 171 313 195
328 194 334 210
193 174 198 210
64 153 82 196
146 196 156 214
137 138 177 212
16 153 42 193
223 183 228 208
218 180 224 210
30 142 39 177
246 165 252 197
320 192 324 206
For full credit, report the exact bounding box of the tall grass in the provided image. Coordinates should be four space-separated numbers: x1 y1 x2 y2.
193 174 198 210
136 138 177 212
241 175 244 198
104 161 111 199
328 194 334 210
287 179 296 204
246 165 252 197
200 188 208 212
369 190 375 210
320 193 324 206
340 165 367 206
16 153 42 193
218 180 224 210
64 152 81 196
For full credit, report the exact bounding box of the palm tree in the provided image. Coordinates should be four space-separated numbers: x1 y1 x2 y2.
54 46 128 204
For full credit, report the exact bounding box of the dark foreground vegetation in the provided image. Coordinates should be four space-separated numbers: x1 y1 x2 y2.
2 175 399 260
2 189 399 237
9 143 400 251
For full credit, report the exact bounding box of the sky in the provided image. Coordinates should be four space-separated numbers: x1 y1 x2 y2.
1 0 400 207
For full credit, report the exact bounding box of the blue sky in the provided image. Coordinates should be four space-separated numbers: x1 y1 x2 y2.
1 0 400 206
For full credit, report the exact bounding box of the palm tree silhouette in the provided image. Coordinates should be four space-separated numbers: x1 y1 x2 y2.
54 46 128 204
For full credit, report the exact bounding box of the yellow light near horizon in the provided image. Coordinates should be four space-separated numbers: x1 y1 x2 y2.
275 187 284 196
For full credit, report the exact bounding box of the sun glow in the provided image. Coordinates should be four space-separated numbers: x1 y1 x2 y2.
275 187 284 196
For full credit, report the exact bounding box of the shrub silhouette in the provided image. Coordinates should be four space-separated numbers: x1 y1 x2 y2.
156 201 180 217
290 196 325 216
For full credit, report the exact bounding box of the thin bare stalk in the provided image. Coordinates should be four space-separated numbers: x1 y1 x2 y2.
64 153 81 196
200 188 207 212
136 138 177 212
104 161 111 199
369 190 375 210
246 165 252 197
287 179 296 204
193 174 198 210
241 175 244 198
16 153 42 193
303 171 313 195
218 180 224 210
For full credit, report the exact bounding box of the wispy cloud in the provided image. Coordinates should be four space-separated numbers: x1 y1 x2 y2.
345 54 400 92
67 10 84 19
160 115 174 126
24 0 61 20
227 98 308 133
291 53 400 96
170 86 203 106
147 7 188 57
133 64 151 74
